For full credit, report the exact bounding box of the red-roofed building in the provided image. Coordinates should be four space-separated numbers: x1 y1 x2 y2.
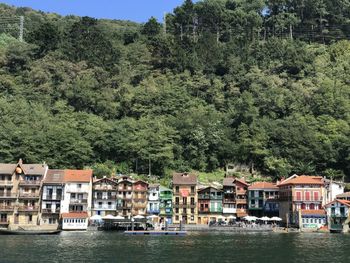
132 180 148 216
61 212 88 230
248 182 279 217
278 175 326 228
325 199 350 233
222 177 249 218
61 169 93 230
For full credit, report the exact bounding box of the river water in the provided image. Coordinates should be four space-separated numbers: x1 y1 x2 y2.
0 231 349 263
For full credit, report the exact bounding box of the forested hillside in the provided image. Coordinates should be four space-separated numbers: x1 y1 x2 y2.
0 1 349 180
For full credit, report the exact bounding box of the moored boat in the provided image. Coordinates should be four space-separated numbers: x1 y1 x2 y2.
0 229 61 235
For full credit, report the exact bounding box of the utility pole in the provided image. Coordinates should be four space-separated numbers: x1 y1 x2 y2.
19 16 24 42
163 12 167 35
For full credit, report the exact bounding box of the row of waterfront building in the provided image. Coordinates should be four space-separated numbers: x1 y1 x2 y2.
1 159 349 232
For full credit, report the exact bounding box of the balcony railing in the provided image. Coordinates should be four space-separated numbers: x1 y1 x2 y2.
43 195 62 200
66 188 88 193
0 181 13 186
118 187 133 192
159 194 172 200
173 203 197 208
70 199 88 204
118 203 132 209
94 195 116 200
19 180 41 186
94 185 116 191
19 192 40 198
42 208 60 214
0 193 17 199
133 203 147 208
18 206 39 212
0 220 9 225
148 209 160 214
0 206 14 211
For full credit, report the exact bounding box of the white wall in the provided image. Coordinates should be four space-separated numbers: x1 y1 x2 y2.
62 218 88 230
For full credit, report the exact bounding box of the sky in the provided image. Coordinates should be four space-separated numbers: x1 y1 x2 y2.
0 0 189 22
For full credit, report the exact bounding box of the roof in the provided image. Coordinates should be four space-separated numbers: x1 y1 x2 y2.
325 199 350 208
44 170 65 184
172 173 197 185
133 180 149 185
64 169 92 183
223 177 249 187
149 183 160 188
301 209 326 215
278 175 324 187
0 162 47 175
336 192 350 199
61 212 88 219
93 177 117 185
248 182 278 190
0 164 17 174
159 185 172 192
198 186 222 193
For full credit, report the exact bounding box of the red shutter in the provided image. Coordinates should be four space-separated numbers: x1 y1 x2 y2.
296 192 301 201
314 192 319 201
305 192 310 201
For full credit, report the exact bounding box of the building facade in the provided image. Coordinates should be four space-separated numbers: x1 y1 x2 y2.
325 199 350 233
248 182 279 217
172 173 198 225
197 187 223 224
0 159 48 229
147 184 160 215
41 169 65 226
61 169 92 230
278 175 326 228
92 177 118 217
222 177 249 218
116 176 133 218
132 180 148 216
159 186 172 224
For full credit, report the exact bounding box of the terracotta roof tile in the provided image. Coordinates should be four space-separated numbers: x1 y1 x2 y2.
64 169 92 183
61 212 88 219
336 192 350 198
325 199 350 208
0 164 17 174
278 175 324 186
172 173 197 185
301 209 326 215
248 182 278 190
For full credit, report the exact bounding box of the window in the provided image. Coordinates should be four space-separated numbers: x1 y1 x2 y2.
296 192 301 201
190 197 195 205
191 216 194 221
175 197 179 205
77 184 82 189
183 197 187 204
28 215 32 223
175 186 179 193
191 208 194 214
309 203 315 210
175 208 179 213
183 208 186 214
191 186 195 194
305 192 310 201
175 215 179 221
313 191 319 201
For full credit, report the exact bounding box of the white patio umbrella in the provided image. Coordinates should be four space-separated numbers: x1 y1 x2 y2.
243 216 255 221
259 216 271 221
228 215 236 219
102 214 117 220
271 217 282 221
90 215 102 221
115 215 125 220
133 215 145 219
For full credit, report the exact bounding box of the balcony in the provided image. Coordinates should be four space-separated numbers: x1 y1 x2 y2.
19 180 41 186
118 195 132 200
19 192 40 199
43 195 62 201
94 185 116 191
0 206 14 211
133 203 147 208
331 213 347 218
173 203 196 208
236 199 247 205
0 220 9 227
159 193 172 200
148 209 160 214
0 181 13 187
236 190 246 195
0 193 17 199
70 199 88 204
118 203 132 209
18 206 39 212
94 205 116 210
67 188 88 194
94 195 116 200
42 208 60 214
118 187 132 192
223 198 235 203
223 207 236 214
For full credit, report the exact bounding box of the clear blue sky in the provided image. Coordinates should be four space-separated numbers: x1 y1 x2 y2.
1 0 190 22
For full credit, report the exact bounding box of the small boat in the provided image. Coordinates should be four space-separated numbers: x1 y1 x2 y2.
0 229 61 235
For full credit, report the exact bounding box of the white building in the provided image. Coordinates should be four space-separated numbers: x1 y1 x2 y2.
147 184 160 215
92 177 118 217
324 179 344 203
61 169 93 230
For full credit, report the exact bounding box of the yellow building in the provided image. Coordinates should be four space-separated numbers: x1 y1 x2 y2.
172 173 198 225
0 159 48 229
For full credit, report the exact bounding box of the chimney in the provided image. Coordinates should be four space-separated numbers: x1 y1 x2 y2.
18 158 23 165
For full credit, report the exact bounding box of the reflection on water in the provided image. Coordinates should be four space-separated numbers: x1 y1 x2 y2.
0 231 350 263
